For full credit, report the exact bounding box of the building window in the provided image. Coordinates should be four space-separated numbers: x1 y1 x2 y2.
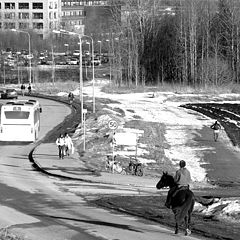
5 3 15 9
19 22 29 29
19 3 29 9
54 12 57 19
19 13 30 19
39 34 43 39
49 2 53 9
0 23 2 29
0 3 1 9
33 13 43 19
4 22 16 29
33 22 43 29
5 13 15 19
33 3 43 9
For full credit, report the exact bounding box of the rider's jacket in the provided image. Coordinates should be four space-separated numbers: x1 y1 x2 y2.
174 168 191 187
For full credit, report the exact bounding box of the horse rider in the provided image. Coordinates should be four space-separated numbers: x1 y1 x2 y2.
165 160 192 209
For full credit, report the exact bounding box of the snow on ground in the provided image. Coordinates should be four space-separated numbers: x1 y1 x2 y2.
58 80 240 223
82 81 213 184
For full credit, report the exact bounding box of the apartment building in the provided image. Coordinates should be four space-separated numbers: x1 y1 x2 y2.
0 0 61 39
61 0 108 34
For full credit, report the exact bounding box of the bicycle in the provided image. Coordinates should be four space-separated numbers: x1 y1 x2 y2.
126 157 144 176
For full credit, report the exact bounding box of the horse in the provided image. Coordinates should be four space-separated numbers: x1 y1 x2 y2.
156 171 195 236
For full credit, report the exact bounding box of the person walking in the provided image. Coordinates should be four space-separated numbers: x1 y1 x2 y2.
28 84 32 95
64 133 73 156
165 160 192 209
20 84 25 96
68 92 74 106
210 120 221 142
56 134 66 159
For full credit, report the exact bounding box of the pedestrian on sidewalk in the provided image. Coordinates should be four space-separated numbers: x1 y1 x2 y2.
64 132 74 156
56 134 66 159
68 92 74 106
20 84 25 96
210 120 221 142
28 84 32 95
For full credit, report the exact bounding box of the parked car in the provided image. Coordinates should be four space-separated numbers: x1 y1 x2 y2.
67 58 78 65
1 89 18 99
73 50 80 56
91 57 101 66
55 56 67 65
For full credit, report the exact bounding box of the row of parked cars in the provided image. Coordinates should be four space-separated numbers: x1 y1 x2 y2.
0 89 18 99
39 55 105 66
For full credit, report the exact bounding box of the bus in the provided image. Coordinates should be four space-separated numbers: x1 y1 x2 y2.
0 99 42 142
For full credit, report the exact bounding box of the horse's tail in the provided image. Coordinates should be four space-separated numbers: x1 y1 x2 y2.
174 191 194 223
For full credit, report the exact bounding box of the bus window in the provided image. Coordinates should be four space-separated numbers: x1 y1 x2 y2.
4 111 30 119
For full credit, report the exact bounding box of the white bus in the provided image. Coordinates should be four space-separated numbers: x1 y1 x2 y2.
0 99 42 142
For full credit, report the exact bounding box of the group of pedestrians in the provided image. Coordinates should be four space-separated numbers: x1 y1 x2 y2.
20 83 32 96
56 133 74 159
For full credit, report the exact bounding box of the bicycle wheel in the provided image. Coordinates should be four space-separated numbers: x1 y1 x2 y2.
136 166 143 176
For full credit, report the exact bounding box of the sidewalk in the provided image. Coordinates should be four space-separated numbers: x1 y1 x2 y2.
32 143 159 192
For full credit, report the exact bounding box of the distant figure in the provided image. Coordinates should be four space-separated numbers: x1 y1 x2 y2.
20 84 25 96
68 92 74 106
64 133 74 156
28 84 32 94
210 121 221 142
165 160 192 209
56 134 66 159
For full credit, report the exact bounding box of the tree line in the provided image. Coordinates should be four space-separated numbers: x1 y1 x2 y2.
108 0 240 87
1 0 240 88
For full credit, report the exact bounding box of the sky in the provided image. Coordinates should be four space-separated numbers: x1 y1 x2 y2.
58 80 240 224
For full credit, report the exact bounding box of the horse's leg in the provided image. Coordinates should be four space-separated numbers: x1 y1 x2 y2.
175 222 178 234
184 211 191 236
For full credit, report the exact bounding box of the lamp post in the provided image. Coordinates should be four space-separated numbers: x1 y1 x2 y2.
83 108 87 151
53 30 95 116
53 29 84 123
11 29 31 84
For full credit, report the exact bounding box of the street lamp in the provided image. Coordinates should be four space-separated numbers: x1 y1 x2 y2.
83 108 87 151
53 29 95 115
53 29 83 124
11 29 31 84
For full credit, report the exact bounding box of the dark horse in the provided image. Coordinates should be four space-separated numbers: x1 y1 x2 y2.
156 172 195 235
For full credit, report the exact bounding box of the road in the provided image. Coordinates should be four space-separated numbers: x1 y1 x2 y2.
0 97 207 240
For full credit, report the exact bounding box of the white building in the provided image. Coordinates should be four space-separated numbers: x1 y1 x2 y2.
0 0 62 39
